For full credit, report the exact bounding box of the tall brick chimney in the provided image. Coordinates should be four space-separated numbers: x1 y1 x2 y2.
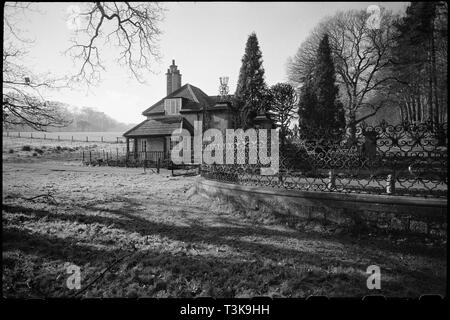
166 59 182 95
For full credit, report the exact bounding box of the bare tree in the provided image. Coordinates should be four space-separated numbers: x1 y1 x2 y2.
288 8 399 137
267 83 298 146
65 2 165 84
2 60 70 130
287 25 323 86
3 2 165 130
3 2 69 130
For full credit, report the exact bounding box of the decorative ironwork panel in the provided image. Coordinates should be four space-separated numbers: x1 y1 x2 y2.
200 122 447 198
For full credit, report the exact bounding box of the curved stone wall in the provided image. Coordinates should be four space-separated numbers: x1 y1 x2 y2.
195 178 447 236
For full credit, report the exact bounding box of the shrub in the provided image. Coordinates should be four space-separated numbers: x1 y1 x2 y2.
32 152 38 157
34 148 44 155
8 149 14 154
22 145 31 151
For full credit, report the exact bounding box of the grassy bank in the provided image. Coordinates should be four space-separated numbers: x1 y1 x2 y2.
2 161 446 298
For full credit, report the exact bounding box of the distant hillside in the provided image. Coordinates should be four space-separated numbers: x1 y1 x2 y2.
4 101 136 132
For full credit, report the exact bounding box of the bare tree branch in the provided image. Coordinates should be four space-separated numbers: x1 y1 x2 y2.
65 2 165 85
3 3 71 130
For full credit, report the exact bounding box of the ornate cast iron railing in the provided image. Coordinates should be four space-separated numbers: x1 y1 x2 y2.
200 121 447 198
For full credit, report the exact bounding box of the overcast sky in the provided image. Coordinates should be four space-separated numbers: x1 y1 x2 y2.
9 2 409 124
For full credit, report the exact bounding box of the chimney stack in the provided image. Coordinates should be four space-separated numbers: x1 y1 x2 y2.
166 59 182 95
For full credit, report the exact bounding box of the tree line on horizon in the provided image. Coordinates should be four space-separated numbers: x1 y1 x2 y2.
4 102 135 133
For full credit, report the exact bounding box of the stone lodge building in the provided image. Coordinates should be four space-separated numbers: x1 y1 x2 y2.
123 60 233 160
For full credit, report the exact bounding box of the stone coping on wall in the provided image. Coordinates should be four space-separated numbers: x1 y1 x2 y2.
196 178 447 233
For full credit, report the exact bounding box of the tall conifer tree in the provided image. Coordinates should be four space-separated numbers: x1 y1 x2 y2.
298 34 345 133
234 33 267 129
314 34 345 130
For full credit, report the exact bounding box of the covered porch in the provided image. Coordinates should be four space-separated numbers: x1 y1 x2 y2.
123 115 194 166
125 135 171 164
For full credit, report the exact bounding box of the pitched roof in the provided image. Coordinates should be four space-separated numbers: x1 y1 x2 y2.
142 83 215 116
188 85 215 108
208 95 234 103
208 95 222 104
123 116 193 137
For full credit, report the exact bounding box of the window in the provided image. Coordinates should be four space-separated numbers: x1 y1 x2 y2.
164 98 181 115
141 139 147 152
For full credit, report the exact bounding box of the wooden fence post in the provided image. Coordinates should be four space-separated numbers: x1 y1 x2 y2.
86 136 88 142
116 137 119 144
157 158 160 174
18 132 20 138
72 136 74 142
101 136 103 142
44 134 46 140
30 133 33 139
89 151 92 164
144 151 147 169
58 135 60 141
142 152 146 173
82 151 85 163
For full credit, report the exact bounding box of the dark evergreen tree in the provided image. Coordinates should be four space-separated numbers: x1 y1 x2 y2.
298 77 318 130
297 34 345 136
392 1 447 129
313 34 345 131
234 33 267 129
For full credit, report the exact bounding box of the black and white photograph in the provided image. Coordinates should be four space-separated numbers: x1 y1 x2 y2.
2 1 447 307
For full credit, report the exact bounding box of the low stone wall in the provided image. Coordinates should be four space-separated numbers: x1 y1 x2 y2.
196 178 447 237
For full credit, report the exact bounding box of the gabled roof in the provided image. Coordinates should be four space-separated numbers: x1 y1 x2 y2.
123 116 193 137
142 83 215 116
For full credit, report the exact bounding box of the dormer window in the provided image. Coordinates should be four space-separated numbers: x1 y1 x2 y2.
164 98 181 115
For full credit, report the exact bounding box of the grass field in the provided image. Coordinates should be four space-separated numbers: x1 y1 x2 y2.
2 137 447 298
2 136 127 162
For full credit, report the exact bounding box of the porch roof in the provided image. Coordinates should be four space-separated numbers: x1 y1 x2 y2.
123 116 192 137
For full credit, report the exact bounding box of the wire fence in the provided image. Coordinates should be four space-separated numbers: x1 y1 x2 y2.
82 150 167 167
3 131 126 144
81 150 200 176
